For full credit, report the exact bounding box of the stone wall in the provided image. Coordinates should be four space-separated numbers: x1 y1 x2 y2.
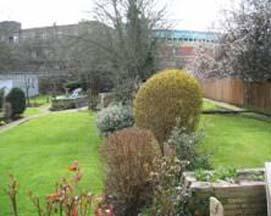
51 96 88 111
183 169 267 216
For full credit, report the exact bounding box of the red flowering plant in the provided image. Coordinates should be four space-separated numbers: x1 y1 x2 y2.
7 161 95 216
94 195 115 216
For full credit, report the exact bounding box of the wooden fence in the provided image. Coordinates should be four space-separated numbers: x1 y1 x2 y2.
201 78 271 114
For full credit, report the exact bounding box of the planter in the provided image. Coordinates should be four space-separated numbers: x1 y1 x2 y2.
51 96 88 111
183 169 267 216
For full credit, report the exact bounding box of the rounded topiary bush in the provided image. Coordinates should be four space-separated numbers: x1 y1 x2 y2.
134 69 202 148
5 87 26 118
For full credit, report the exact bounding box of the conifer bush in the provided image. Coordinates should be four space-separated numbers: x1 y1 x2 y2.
134 69 202 152
5 88 26 118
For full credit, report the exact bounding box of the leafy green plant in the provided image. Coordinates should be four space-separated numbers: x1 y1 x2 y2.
195 167 238 182
143 156 191 216
134 69 202 153
5 88 26 118
97 103 134 135
166 122 211 170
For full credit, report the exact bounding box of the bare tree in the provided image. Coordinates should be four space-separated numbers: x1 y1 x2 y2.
189 43 224 79
0 42 20 73
220 0 271 82
91 0 168 102
17 25 72 96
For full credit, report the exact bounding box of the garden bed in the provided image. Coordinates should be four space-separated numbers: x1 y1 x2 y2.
183 169 267 216
51 95 88 111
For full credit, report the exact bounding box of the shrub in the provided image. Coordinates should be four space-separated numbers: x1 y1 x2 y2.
0 88 4 110
64 80 87 92
97 104 134 135
134 69 202 153
195 167 238 182
142 156 191 216
6 162 94 216
5 88 26 118
113 77 140 104
166 124 211 170
101 128 161 216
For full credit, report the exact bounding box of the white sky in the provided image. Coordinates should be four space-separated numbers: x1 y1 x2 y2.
0 0 235 31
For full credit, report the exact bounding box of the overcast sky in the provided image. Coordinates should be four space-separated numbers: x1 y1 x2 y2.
0 0 235 31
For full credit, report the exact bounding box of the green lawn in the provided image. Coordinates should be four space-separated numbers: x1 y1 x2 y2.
24 107 43 117
0 111 103 215
201 114 271 169
30 95 51 107
1 99 271 214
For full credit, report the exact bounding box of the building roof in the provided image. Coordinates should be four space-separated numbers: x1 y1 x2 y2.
155 29 220 43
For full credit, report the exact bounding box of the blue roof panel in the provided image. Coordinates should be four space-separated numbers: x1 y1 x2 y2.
155 30 219 42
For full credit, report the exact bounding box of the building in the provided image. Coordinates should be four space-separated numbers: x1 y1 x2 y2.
155 29 220 68
0 21 219 84
0 73 39 97
0 20 101 72
0 20 102 44
156 29 219 43
0 21 21 44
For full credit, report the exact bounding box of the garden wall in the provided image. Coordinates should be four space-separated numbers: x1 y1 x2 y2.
201 78 271 114
183 169 267 216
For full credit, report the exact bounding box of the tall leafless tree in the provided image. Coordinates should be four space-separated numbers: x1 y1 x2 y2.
90 0 168 102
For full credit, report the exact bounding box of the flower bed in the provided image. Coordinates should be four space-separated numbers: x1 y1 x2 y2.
183 169 267 216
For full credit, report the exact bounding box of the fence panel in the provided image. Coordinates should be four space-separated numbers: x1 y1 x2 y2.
201 78 271 114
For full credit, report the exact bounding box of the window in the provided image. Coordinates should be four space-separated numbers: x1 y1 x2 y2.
8 36 14 43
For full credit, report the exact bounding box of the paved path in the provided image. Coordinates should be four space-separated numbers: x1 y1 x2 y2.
204 98 271 121
0 106 88 134
204 98 246 112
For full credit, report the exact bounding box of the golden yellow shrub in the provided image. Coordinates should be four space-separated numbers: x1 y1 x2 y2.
134 69 202 151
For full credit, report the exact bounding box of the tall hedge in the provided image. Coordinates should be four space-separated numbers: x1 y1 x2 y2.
134 69 202 151
5 88 26 117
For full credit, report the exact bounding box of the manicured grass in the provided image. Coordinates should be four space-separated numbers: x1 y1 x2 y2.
30 95 51 107
0 111 103 215
24 107 43 117
201 114 271 169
